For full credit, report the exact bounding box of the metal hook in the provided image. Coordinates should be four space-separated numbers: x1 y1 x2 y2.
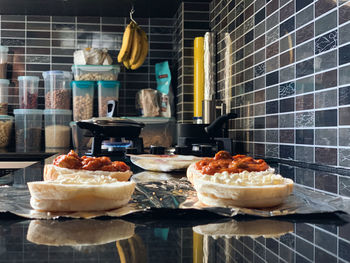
130 6 137 24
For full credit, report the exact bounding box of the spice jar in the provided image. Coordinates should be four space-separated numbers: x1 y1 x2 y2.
44 109 71 149
0 115 13 148
0 46 8 79
14 109 43 152
97 80 120 117
0 79 9 115
43 71 72 109
72 81 95 121
18 76 39 109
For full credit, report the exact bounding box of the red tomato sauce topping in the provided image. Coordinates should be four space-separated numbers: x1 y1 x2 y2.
195 151 269 175
53 150 130 172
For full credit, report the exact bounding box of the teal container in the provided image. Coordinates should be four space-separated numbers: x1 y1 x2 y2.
97 80 120 117
71 81 95 121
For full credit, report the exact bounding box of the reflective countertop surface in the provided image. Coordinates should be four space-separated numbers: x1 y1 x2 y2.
0 155 349 262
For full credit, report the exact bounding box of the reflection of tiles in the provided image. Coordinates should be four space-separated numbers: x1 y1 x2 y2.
279 82 295 98
296 112 315 127
315 30 337 54
339 176 350 197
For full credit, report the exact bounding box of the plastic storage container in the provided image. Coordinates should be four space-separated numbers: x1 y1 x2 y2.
0 79 9 115
126 117 176 148
72 81 95 121
0 115 13 148
72 65 120 81
44 109 71 149
18 76 39 109
97 80 120 117
42 71 72 109
14 109 43 152
0 46 8 79
70 121 92 150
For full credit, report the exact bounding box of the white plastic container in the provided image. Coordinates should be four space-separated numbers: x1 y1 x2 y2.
18 76 39 109
72 65 120 81
42 71 72 109
0 115 13 148
0 79 9 115
97 80 120 117
44 109 72 149
14 109 43 152
0 46 8 79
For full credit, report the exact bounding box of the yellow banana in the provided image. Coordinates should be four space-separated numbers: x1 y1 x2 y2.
130 28 148 70
123 59 130 69
117 22 135 63
129 27 142 65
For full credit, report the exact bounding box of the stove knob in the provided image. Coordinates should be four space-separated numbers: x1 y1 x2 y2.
175 145 190 155
193 145 214 157
150 145 165 155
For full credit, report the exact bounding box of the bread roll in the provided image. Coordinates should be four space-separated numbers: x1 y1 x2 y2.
187 163 294 208
193 219 293 239
28 176 135 212
27 219 135 246
44 164 132 182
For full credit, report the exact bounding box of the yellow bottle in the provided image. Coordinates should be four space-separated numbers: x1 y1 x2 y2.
194 37 204 122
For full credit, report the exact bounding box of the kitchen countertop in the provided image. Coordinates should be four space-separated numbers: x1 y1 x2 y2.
0 156 349 262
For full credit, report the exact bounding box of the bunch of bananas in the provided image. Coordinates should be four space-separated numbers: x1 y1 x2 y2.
117 21 149 70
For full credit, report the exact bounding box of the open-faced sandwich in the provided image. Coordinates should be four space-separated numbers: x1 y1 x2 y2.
187 151 294 208
27 150 135 212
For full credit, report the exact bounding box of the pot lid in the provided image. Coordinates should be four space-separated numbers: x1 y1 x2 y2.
82 117 145 128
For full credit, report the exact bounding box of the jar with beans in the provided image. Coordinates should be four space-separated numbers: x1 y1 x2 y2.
0 115 13 148
43 71 72 109
18 76 39 109
72 81 95 121
97 80 120 117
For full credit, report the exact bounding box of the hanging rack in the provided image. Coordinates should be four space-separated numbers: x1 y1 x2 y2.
130 6 137 24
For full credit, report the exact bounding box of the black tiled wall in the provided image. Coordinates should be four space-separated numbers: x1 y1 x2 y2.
208 0 350 171
0 15 175 116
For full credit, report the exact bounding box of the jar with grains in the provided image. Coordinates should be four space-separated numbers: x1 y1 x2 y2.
97 80 120 117
14 109 43 152
0 115 13 148
44 109 72 149
42 71 72 109
0 79 9 115
71 81 95 121
72 65 120 81
0 46 8 79
18 76 39 109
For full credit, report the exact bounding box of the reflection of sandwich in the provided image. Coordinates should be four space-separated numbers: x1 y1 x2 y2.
27 219 135 246
193 219 294 239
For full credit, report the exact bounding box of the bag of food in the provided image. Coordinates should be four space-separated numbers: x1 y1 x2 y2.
155 61 173 117
74 48 113 65
136 89 160 117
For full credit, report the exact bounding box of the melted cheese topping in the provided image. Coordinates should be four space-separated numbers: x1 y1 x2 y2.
199 168 285 186
54 174 119 185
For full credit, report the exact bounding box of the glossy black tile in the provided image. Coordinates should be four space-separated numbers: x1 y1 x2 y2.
339 43 350 65
245 30 254 44
280 97 295 113
266 115 278 128
315 148 338 166
296 129 314 145
255 7 265 25
266 71 279 86
295 168 314 187
254 117 265 129
296 0 313 12
315 70 337 90
315 109 337 127
296 58 314 78
280 129 294 143
339 239 350 262
339 107 350 125
315 129 337 146
280 145 295 159
280 17 295 38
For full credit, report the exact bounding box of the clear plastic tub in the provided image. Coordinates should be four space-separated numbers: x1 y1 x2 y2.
126 117 176 148
97 80 120 117
44 109 71 149
14 109 43 152
0 115 13 148
18 76 39 109
70 121 92 150
0 79 9 115
72 81 95 121
0 46 8 79
42 71 72 109
72 65 120 81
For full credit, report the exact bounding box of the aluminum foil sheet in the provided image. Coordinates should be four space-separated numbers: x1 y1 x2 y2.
0 171 349 219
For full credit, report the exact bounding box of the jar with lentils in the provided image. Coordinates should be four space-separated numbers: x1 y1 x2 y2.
72 81 94 121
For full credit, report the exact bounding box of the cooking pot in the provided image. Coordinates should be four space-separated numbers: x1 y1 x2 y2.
76 100 145 139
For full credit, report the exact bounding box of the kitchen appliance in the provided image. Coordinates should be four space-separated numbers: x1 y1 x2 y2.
176 112 237 157
76 100 145 157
